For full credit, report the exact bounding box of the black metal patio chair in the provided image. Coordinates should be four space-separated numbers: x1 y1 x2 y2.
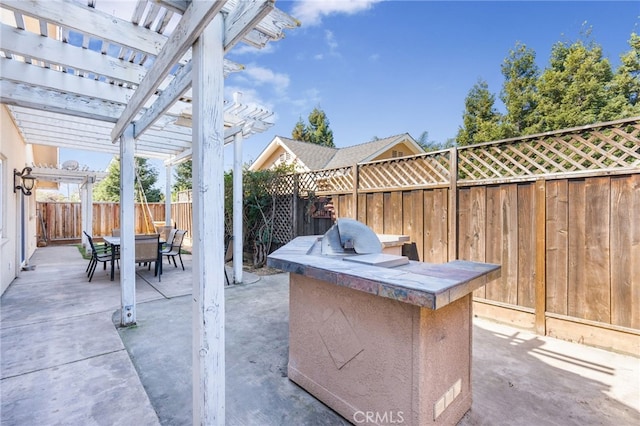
84 231 118 282
161 229 187 270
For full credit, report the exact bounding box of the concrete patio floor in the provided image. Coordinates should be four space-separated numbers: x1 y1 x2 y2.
1 245 638 425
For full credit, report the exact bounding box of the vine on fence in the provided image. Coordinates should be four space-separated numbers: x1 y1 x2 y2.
224 164 294 267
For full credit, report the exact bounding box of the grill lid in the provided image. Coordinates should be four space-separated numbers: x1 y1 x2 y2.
320 218 382 255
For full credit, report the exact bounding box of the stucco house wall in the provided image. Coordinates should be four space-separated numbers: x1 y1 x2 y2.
1 105 37 295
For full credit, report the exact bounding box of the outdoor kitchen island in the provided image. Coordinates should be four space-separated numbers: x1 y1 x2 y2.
267 220 500 426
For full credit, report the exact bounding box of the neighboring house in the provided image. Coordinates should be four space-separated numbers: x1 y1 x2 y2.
249 133 424 172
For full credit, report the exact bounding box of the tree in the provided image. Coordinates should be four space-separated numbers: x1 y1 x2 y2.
291 107 335 147
172 160 192 194
291 118 307 141
456 79 503 145
93 157 162 202
416 131 455 152
534 37 613 132
500 42 540 137
601 32 640 119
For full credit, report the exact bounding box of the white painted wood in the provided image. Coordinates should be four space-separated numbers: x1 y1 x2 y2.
192 14 225 426
119 125 137 327
158 0 299 49
223 0 273 52
0 80 123 122
233 128 243 284
112 1 226 141
155 0 190 15
0 23 147 86
165 164 172 226
134 60 193 139
2 0 166 55
80 183 89 253
83 178 94 253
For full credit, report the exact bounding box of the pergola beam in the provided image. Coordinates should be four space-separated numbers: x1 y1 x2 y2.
134 60 192 138
224 0 274 52
2 0 166 55
112 1 226 141
0 23 147 86
0 80 123 122
1 58 132 105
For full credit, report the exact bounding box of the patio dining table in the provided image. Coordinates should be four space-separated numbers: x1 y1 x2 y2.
103 235 164 281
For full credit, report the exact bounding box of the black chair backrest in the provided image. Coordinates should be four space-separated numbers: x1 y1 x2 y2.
84 232 97 252
171 230 187 249
224 236 234 263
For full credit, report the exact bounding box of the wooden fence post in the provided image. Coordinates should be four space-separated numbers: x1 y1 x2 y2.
535 179 547 335
448 148 458 261
352 163 359 219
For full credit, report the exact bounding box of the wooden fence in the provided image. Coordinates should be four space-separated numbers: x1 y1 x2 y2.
37 202 166 242
36 117 639 354
271 117 640 355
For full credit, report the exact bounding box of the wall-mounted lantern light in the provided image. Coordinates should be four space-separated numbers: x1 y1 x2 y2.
14 167 36 196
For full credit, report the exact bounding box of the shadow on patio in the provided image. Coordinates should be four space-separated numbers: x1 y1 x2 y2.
1 245 638 425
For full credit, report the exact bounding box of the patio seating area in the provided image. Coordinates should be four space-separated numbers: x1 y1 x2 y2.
1 245 638 425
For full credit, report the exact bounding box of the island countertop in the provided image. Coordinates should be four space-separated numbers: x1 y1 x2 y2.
267 236 501 310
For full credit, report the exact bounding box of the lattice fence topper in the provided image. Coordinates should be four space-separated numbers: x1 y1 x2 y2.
458 118 640 184
358 150 452 191
270 117 639 197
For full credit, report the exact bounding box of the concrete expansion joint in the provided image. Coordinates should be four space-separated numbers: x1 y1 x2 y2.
0 348 126 380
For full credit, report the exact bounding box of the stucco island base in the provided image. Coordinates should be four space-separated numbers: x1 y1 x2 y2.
288 273 473 426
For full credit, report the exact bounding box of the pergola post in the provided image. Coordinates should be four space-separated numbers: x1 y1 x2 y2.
233 129 243 284
192 14 225 426
165 164 172 226
80 183 88 252
119 125 137 327
81 177 94 253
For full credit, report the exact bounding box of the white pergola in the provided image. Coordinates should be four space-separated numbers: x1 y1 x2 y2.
0 0 298 423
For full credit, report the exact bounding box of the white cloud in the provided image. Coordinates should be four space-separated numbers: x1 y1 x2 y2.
242 64 290 94
369 53 380 62
291 0 383 27
230 43 275 56
325 30 339 55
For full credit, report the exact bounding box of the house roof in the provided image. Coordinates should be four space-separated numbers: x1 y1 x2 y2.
276 137 338 170
325 133 417 168
259 133 422 170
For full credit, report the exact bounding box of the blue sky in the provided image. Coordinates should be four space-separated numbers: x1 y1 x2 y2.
59 0 640 191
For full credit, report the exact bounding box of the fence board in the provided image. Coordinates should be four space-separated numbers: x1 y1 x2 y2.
423 188 448 264
485 185 518 305
367 193 384 233
583 177 611 323
383 191 403 234
568 180 587 320
517 183 536 309
357 194 367 224
546 180 569 315
403 190 424 262
458 186 488 297
610 174 640 329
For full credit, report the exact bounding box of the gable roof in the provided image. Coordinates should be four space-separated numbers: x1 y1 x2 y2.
324 133 417 169
276 137 338 170
251 133 423 171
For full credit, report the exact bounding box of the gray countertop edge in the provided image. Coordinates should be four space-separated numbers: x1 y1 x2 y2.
267 236 501 310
